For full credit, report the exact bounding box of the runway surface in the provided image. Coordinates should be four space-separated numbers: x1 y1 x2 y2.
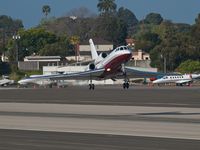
1 129 200 150
0 86 200 107
0 86 200 149
0 103 200 140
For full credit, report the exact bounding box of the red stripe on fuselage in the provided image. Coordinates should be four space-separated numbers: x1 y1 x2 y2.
100 53 132 77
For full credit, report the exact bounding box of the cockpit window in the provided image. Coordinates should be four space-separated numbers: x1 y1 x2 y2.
114 46 128 52
115 47 120 52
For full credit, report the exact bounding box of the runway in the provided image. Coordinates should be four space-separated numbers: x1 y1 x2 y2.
0 103 200 140
1 129 200 150
0 86 200 149
0 86 200 107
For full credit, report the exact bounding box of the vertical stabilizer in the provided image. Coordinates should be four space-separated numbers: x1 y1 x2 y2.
89 39 98 60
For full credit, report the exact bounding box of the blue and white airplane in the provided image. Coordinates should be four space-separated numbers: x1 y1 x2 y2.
153 74 200 86
18 39 162 89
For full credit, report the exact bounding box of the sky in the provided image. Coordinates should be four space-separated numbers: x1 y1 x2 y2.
1 0 200 28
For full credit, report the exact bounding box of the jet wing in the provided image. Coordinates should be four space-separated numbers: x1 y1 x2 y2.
124 66 165 78
176 80 192 84
26 68 105 81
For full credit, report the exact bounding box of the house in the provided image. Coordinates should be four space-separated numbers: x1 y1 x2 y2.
74 38 113 61
19 56 64 71
132 50 150 60
125 38 136 47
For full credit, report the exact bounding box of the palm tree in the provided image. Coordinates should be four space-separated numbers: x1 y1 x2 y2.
42 5 51 18
97 0 117 14
70 36 80 62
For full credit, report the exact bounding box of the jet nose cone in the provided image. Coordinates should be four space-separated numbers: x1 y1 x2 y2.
18 80 23 84
18 79 26 85
152 80 159 84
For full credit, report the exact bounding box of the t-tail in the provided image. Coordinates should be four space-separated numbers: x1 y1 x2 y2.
89 39 98 60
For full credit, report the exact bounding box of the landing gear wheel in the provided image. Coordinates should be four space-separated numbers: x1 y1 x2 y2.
89 84 95 90
123 82 129 89
126 82 129 89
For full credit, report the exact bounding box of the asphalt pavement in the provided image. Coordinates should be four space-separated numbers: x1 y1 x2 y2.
1 129 200 150
0 86 200 150
0 86 199 107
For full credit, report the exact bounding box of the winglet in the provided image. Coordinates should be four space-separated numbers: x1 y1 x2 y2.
89 39 98 60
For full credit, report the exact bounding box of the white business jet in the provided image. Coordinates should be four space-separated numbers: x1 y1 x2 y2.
0 76 14 86
18 39 163 89
153 74 200 86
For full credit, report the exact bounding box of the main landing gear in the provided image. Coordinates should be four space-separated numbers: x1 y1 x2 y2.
89 75 95 90
121 63 130 89
89 83 95 90
123 72 129 89
123 82 129 89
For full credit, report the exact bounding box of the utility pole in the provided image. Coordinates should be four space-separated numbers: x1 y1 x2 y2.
2 30 5 61
164 56 167 74
161 54 167 73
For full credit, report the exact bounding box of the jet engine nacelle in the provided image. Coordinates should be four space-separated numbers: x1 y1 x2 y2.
94 52 107 64
88 63 96 70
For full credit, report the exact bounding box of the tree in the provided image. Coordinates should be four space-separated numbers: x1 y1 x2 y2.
97 0 117 14
149 21 194 71
144 13 163 25
135 32 161 52
117 7 138 27
39 41 71 57
42 5 51 18
70 36 80 61
0 15 23 30
10 28 58 60
0 15 23 55
176 60 200 73
195 13 200 24
96 14 127 46
117 7 138 35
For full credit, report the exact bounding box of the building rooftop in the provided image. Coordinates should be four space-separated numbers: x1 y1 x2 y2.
80 37 113 45
24 56 61 60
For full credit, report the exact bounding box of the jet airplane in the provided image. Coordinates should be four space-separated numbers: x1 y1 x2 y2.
18 39 163 89
0 76 14 86
153 74 200 86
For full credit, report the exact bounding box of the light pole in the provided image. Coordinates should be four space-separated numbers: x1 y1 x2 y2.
12 35 20 62
161 54 167 73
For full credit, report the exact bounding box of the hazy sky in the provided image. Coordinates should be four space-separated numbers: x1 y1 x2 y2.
1 0 200 28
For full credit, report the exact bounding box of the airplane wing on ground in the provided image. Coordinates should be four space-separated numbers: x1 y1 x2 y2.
176 80 192 84
124 66 165 78
192 74 200 80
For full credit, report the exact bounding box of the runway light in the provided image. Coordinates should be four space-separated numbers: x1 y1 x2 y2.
106 68 111 72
